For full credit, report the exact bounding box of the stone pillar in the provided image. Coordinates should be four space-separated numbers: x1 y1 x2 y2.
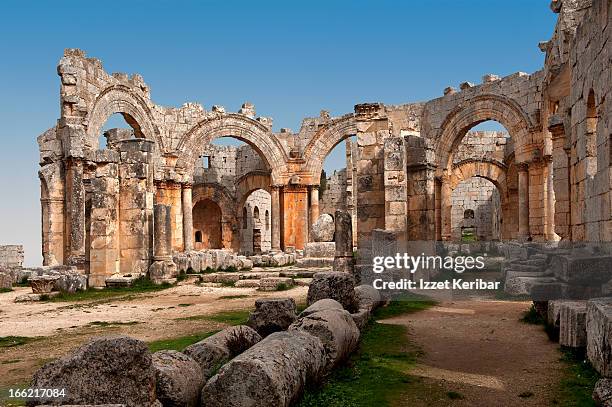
309 185 320 240
118 139 155 275
88 151 120 287
271 186 281 251
155 181 184 252
440 175 452 241
182 184 193 251
149 204 178 284
550 117 571 240
384 135 408 234
333 210 355 273
39 162 65 267
518 162 531 240
65 157 86 270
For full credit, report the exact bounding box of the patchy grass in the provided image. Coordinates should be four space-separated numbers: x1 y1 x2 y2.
178 303 194 307
373 293 437 320
0 287 13 293
0 359 22 365
88 320 140 327
520 304 545 325
217 295 250 300
551 347 600 406
147 330 220 353
220 281 236 287
42 277 172 302
0 383 29 406
275 283 291 291
447 391 465 400
174 309 251 326
298 297 438 406
0 336 39 348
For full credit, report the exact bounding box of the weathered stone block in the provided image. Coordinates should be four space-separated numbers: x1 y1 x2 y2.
559 301 587 348
152 350 204 407
247 298 297 337
311 214 335 242
201 331 325 407
28 336 157 407
587 298 612 377
307 272 358 312
304 242 336 258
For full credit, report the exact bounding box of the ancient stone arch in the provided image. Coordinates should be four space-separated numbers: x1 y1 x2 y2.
302 115 357 182
85 85 163 150
435 94 535 174
235 170 272 210
448 160 518 240
175 114 288 184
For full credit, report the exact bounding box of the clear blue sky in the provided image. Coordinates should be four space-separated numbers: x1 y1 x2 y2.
0 1 557 265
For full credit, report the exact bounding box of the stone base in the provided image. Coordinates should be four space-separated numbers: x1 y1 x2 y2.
296 257 334 268
333 256 355 273
15 292 60 302
149 260 178 285
303 242 335 258
105 273 143 288
258 277 294 291
559 301 587 348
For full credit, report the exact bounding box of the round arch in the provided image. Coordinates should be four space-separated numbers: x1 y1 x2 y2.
235 170 272 210
86 85 162 149
176 114 288 184
435 94 535 176
192 183 238 250
302 115 357 182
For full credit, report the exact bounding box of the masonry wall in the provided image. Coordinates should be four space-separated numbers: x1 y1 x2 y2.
0 245 24 269
241 189 271 254
451 178 501 241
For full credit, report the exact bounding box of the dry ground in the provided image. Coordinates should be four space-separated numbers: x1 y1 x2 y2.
0 283 307 391
382 299 564 406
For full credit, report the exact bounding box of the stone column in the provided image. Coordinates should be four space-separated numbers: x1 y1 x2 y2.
65 157 86 270
271 186 281 251
182 184 193 251
149 204 178 284
309 185 320 240
518 162 531 240
440 175 452 241
384 135 408 234
550 117 571 240
333 209 355 273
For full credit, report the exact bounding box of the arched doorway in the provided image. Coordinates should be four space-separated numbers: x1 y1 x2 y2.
240 189 272 254
451 177 501 242
193 199 223 249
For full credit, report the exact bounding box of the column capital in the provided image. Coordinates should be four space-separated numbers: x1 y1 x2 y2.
516 162 530 172
182 183 193 190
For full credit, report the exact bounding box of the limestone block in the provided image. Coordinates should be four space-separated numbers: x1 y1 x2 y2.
183 325 261 380
311 214 335 242
148 260 177 285
307 272 358 312
295 257 334 268
258 277 294 291
351 308 371 331
299 298 344 318
152 350 204 407
247 298 297 337
354 284 382 312
593 378 612 407
553 255 612 285
304 242 336 258
559 301 587 348
0 272 12 289
289 308 360 370
587 298 612 376
28 336 157 407
200 331 325 407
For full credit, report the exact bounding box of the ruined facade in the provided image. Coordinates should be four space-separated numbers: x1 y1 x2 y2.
38 0 611 286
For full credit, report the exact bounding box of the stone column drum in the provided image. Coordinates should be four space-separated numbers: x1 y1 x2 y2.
149 204 178 284
333 210 355 273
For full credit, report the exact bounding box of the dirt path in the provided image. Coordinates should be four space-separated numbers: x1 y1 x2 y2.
0 284 307 390
382 300 564 406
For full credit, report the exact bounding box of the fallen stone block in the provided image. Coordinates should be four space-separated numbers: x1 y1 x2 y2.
354 284 381 312
200 273 241 284
554 256 612 285
295 257 334 268
258 277 294 291
504 276 558 296
289 308 360 370
183 325 261 379
559 301 587 348
234 279 260 288
201 331 325 407
299 298 344 318
152 350 204 407
311 214 335 242
303 242 336 258
295 278 312 286
593 378 612 406
247 298 297 337
28 336 157 407
547 300 564 328
588 298 612 377
307 272 358 312
350 308 370 331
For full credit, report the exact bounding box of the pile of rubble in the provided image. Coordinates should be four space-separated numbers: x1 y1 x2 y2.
25 273 380 407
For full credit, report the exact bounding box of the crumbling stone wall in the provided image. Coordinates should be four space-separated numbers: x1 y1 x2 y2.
320 169 347 215
0 245 24 269
241 189 272 254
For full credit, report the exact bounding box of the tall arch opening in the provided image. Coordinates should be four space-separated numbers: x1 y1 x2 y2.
451 177 501 242
193 199 222 249
241 189 271 254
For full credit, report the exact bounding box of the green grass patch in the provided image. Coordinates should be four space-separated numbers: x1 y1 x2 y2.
520 304 545 325
552 347 600 406
178 303 193 307
220 281 236 287
0 383 29 406
218 295 250 300
147 330 220 353
298 297 437 406
88 320 140 327
0 359 22 365
43 277 172 302
0 287 13 293
372 293 436 320
0 336 39 348
447 391 464 400
275 283 291 291
174 309 251 326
